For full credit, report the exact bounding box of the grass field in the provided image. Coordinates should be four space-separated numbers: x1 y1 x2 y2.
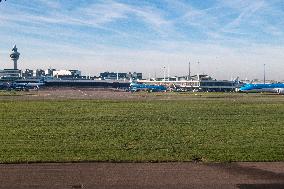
0 91 283 163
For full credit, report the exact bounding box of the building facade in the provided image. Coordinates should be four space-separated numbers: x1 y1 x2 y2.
0 69 22 81
100 72 142 80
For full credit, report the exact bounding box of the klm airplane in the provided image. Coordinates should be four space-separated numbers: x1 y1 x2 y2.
130 82 167 92
8 82 44 91
239 83 284 94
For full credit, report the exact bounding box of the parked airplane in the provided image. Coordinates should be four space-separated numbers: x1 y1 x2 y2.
130 82 167 92
9 82 44 91
239 83 284 94
0 82 10 90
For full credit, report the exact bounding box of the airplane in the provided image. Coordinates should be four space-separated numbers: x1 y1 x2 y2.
130 82 167 92
0 0 7 2
0 82 10 90
9 82 44 91
239 83 284 94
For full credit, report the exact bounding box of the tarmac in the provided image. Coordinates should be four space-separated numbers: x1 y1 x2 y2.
0 162 283 189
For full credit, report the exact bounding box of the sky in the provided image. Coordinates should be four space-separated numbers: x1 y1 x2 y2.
0 0 284 80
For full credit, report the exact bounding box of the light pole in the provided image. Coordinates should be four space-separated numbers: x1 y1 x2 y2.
264 64 266 84
197 61 200 80
163 66 166 81
167 66 170 81
188 60 191 80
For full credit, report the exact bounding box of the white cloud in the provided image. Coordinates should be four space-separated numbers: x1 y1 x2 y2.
0 0 283 80
222 1 266 32
37 0 61 9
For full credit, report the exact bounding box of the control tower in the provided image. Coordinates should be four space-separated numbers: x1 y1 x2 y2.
10 45 20 70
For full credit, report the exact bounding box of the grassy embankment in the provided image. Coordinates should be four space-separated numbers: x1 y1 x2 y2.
0 93 283 163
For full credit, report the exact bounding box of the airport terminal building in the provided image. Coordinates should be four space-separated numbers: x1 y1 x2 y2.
138 74 240 92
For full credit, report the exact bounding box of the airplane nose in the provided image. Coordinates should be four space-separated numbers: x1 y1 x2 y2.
239 88 246 92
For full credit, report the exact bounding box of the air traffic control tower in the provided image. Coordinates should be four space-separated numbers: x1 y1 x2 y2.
10 45 20 70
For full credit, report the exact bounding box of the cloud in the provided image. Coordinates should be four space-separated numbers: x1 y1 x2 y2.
0 0 173 40
221 1 266 33
37 0 61 9
76 0 172 34
0 0 283 80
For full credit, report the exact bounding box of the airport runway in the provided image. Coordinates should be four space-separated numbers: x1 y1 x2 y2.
0 162 283 189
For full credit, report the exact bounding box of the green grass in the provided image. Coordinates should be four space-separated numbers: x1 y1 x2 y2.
0 93 283 163
0 90 19 96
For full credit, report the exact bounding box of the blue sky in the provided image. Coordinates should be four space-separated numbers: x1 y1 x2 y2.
0 0 284 80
